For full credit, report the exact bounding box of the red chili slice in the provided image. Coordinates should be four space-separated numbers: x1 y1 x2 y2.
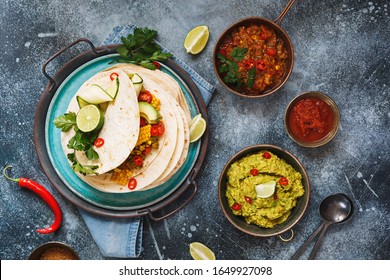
243 59 255 70
279 177 289 186
262 152 271 159
250 168 259 176
152 61 161 69
244 196 252 204
110 72 119 81
128 178 137 190
256 60 267 70
232 203 242 211
133 155 143 166
93 137 104 148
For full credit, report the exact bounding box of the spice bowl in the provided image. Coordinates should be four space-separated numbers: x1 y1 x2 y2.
284 91 340 148
218 144 310 238
29 241 80 260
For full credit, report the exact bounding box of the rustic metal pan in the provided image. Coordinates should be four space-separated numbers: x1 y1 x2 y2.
34 38 208 220
213 0 297 98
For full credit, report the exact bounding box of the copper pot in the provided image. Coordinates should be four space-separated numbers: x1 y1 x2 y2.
213 0 297 98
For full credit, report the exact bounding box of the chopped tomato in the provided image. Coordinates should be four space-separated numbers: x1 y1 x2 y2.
279 177 289 186
140 117 147 127
128 178 137 190
266 48 277 56
232 203 242 211
151 122 165 137
250 168 259 176
133 155 143 166
138 90 153 103
93 137 104 148
110 72 119 81
151 125 159 137
142 146 152 156
157 122 165 136
262 152 271 159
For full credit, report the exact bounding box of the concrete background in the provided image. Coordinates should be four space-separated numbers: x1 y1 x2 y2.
1 0 389 260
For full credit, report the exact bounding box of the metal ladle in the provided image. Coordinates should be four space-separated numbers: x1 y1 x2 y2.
291 193 353 260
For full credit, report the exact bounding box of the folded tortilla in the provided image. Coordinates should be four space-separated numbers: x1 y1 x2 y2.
61 70 140 175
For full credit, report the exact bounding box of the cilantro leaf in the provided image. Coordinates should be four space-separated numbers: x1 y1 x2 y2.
114 27 173 70
67 153 98 176
247 67 257 88
53 112 76 132
230 47 248 61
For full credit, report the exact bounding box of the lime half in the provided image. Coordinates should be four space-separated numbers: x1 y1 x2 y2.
189 115 206 143
76 104 104 133
190 242 215 260
255 180 276 198
184 25 209 55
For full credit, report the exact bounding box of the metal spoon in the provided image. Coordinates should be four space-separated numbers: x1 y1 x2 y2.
291 193 353 260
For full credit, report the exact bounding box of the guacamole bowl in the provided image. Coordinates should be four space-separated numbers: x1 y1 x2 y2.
218 144 310 238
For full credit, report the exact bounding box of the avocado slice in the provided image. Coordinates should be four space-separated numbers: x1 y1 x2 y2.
139 102 159 124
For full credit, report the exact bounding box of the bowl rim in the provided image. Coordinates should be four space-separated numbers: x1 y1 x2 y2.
28 241 80 260
213 16 294 98
284 91 341 148
218 144 310 237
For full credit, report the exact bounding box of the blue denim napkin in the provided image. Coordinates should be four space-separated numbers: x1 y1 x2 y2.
79 24 215 258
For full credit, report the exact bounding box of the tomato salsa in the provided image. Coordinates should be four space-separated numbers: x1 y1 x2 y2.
287 97 334 142
216 23 288 95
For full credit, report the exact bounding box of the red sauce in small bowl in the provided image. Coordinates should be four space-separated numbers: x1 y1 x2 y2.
287 97 334 142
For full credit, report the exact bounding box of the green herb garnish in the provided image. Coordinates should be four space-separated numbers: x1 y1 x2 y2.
114 27 173 70
217 47 248 87
53 113 99 175
247 67 256 88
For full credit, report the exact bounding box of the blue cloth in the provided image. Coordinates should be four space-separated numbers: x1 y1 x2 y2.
79 24 215 258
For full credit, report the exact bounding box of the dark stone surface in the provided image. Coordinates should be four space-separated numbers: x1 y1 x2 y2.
1 0 389 260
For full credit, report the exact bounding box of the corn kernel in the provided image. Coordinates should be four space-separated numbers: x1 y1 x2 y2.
136 124 152 146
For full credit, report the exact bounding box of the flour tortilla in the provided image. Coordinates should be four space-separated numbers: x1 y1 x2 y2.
78 74 179 192
144 95 190 189
61 70 139 175
106 63 192 123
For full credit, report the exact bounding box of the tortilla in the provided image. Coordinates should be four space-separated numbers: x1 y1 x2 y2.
61 70 140 175
58 63 193 193
105 63 192 123
78 73 180 192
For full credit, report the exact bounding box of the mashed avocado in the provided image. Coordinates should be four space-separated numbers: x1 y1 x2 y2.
226 150 304 228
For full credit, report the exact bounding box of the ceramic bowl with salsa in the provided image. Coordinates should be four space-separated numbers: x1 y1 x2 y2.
213 17 294 98
284 91 340 148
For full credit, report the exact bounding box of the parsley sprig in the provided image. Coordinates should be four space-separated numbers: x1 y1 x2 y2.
217 47 252 88
114 27 173 70
53 112 99 176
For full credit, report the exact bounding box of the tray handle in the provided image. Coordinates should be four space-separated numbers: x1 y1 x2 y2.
42 38 104 92
139 169 199 222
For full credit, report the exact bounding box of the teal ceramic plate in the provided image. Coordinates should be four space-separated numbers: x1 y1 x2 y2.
45 54 201 210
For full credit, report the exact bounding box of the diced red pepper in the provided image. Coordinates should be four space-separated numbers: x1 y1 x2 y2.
232 203 242 211
279 177 289 186
250 168 259 176
256 60 267 71
262 152 271 159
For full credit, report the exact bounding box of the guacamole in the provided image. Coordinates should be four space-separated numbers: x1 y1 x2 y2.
226 150 304 228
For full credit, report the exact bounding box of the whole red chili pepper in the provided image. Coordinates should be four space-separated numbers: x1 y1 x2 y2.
3 166 62 234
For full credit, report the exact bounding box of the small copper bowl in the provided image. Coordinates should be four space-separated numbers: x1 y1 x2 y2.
213 0 297 98
29 241 80 260
284 91 340 148
218 144 310 238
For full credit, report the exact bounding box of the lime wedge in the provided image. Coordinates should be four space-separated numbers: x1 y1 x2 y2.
190 242 216 260
255 180 276 198
184 25 209 55
189 115 206 143
190 113 202 127
76 104 104 133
